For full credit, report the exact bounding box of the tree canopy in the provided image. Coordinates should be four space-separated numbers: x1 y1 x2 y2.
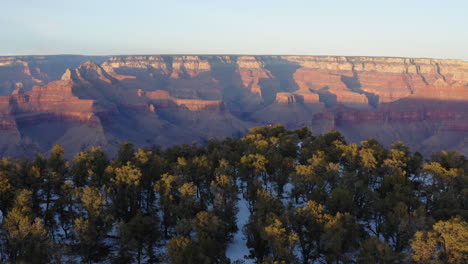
0 124 466 263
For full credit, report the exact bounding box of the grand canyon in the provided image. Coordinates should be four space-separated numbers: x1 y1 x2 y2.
0 55 467 157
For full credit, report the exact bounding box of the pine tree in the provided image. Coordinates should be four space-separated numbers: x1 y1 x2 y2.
109 162 143 221
410 217 468 264
42 144 68 235
211 172 239 236
2 189 51 263
71 146 109 187
114 211 160 264
357 236 404 264
73 186 112 262
155 173 180 237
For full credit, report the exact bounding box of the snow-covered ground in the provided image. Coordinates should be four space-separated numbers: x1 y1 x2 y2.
226 191 253 263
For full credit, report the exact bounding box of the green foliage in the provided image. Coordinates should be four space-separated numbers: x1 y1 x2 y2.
72 146 109 187
0 126 466 263
2 190 51 263
115 211 160 264
411 217 468 264
73 186 112 262
357 236 403 263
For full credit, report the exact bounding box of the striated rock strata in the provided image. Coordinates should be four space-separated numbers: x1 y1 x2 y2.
0 55 467 157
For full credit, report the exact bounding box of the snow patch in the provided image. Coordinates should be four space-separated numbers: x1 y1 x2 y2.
226 191 253 263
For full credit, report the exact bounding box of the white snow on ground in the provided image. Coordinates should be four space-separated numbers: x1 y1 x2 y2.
280 182 293 204
226 190 254 264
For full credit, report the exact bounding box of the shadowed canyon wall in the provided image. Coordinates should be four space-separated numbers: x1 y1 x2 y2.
0 55 467 157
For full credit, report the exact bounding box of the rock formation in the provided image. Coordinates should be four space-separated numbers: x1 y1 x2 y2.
0 55 109 95
0 55 467 157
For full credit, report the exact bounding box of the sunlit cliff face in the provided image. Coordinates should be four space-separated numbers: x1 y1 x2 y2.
0 55 467 158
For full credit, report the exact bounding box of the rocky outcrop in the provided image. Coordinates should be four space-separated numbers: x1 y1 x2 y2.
143 90 224 111
0 55 467 157
284 56 468 104
0 59 43 95
276 92 302 104
170 56 211 78
0 84 91 114
99 55 468 107
0 55 109 95
236 56 273 97
442 120 468 132
275 92 320 104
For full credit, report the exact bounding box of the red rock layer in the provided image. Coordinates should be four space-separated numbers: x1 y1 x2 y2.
0 55 109 95
0 55 467 157
0 81 95 115
275 92 320 104
441 120 468 132
144 90 224 111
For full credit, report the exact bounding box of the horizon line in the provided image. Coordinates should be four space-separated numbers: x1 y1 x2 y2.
0 53 466 62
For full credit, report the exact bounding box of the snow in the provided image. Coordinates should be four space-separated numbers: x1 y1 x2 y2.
280 182 293 205
226 190 254 263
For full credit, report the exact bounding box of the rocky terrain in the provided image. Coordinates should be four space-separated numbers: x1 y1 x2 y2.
0 55 467 157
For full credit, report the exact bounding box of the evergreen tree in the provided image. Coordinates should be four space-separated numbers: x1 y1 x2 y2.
1 189 51 263
71 146 109 187
73 186 112 262
108 162 143 221
211 171 239 236
357 236 404 264
42 145 68 235
114 211 160 264
410 217 468 264
155 173 181 237
0 125 466 263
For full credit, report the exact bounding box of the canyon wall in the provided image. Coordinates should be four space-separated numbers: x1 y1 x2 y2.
0 55 109 96
0 55 467 157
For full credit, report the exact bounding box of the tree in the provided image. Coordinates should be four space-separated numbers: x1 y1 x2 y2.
211 172 239 236
155 173 181 237
177 182 200 220
245 189 287 263
430 151 467 171
114 211 160 264
291 200 332 264
357 236 403 264
321 212 362 263
53 180 76 240
167 211 229 264
190 155 213 206
41 144 68 236
117 142 135 164
240 154 269 210
0 125 466 263
421 162 467 221
192 211 230 263
166 235 197 264
73 186 112 262
71 147 109 187
374 146 421 250
0 169 14 216
410 217 468 264
1 189 51 263
134 148 166 214
109 162 143 221
262 215 298 263
155 173 201 237
291 151 332 204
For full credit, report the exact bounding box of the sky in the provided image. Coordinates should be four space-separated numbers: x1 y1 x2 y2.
1 0 467 60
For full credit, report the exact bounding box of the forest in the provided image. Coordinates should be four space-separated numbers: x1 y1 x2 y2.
0 125 466 264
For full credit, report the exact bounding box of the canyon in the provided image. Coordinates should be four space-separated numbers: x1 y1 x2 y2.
0 55 467 157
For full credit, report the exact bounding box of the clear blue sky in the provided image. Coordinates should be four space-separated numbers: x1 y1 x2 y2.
1 0 467 60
